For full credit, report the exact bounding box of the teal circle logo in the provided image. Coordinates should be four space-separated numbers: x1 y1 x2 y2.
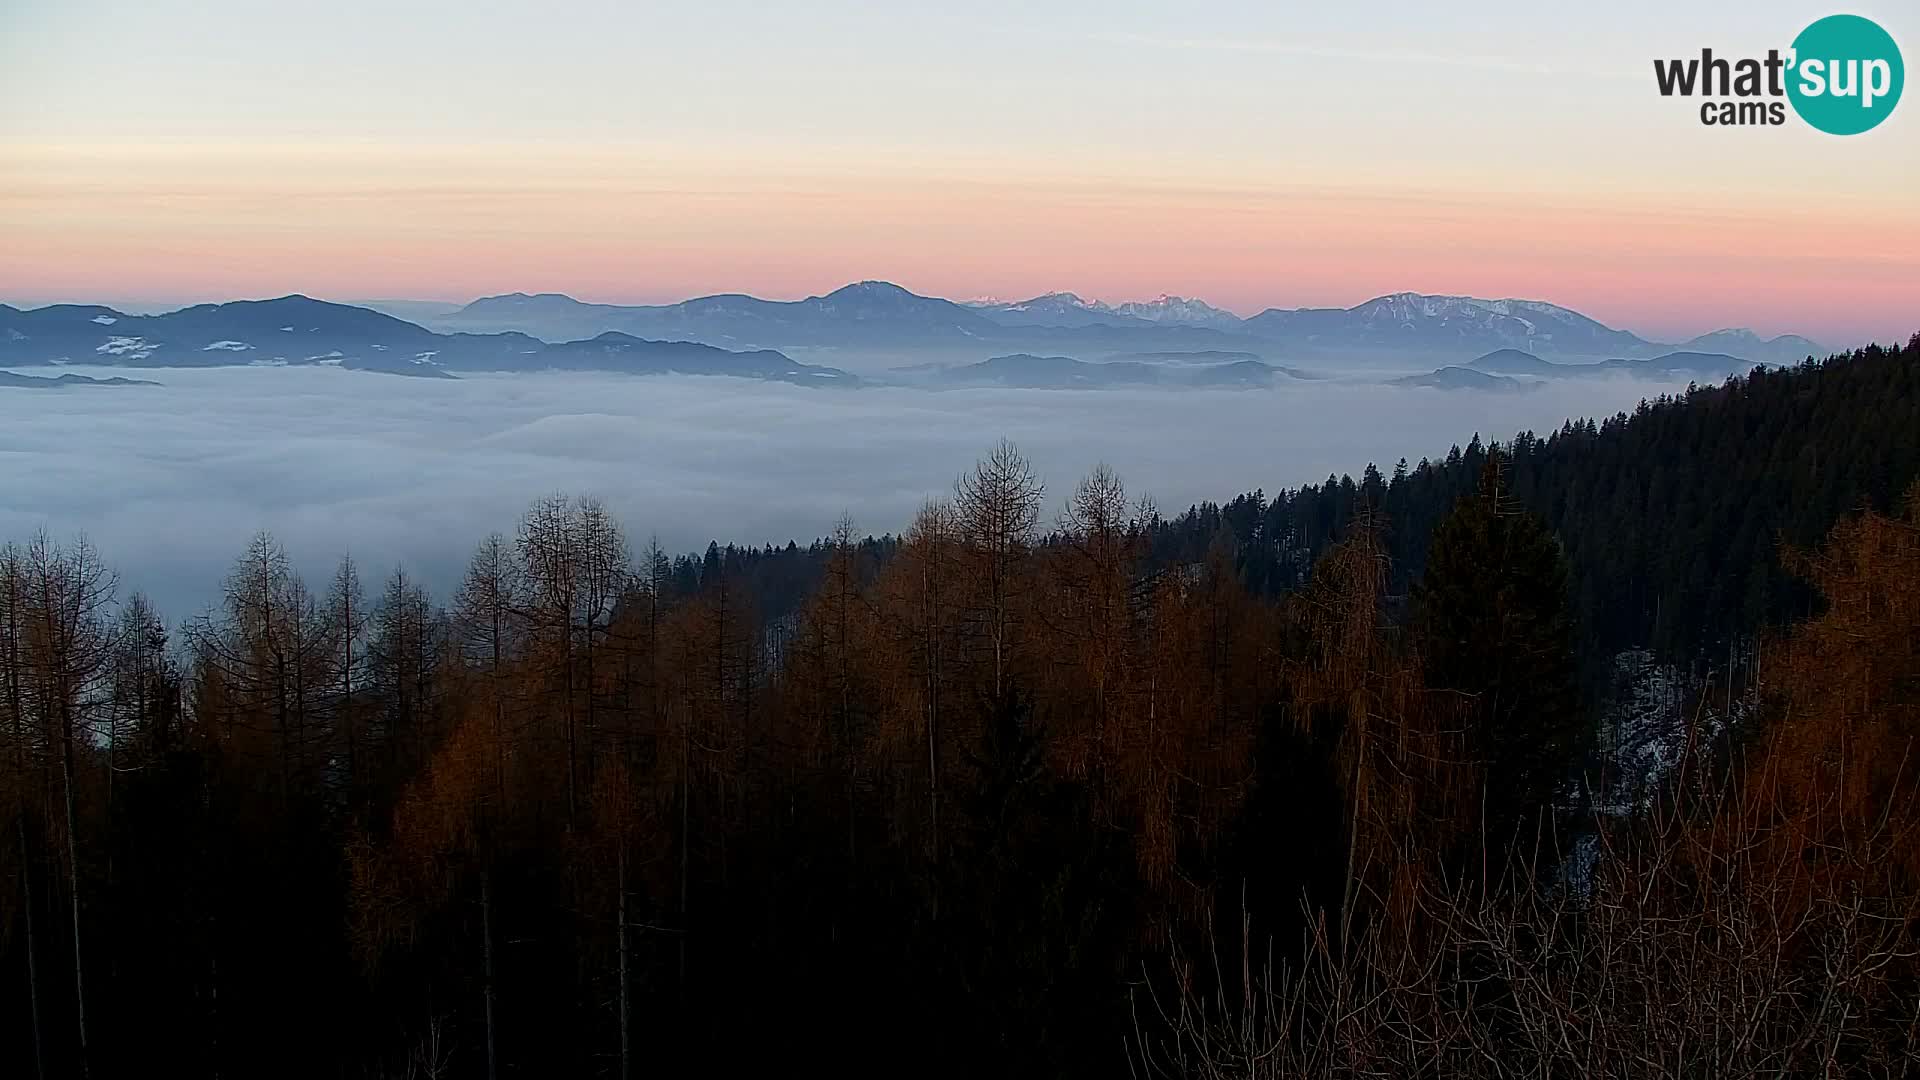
1788 15 1903 134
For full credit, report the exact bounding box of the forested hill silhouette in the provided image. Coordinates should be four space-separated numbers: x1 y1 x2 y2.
1149 334 1920 665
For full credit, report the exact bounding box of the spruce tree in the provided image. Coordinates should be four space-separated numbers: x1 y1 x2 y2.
1413 446 1580 862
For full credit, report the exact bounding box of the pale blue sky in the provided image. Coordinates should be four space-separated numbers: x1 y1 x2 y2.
3 1 1885 146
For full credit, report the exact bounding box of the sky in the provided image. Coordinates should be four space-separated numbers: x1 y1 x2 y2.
0 367 1700 619
1 0 1915 344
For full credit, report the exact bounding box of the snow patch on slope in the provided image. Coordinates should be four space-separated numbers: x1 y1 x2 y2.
96 336 154 360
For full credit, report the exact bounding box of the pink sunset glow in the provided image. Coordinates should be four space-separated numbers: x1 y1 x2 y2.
5 141 1914 345
3 1 1916 346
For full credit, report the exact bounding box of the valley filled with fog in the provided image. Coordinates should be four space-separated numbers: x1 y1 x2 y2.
0 366 1696 618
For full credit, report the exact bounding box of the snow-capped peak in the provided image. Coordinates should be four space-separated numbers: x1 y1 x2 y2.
1000 292 1114 313
1110 294 1240 327
1355 293 1590 327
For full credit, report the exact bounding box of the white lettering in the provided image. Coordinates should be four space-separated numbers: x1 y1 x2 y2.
1863 58 1891 108
1830 58 1858 99
1800 57 1827 96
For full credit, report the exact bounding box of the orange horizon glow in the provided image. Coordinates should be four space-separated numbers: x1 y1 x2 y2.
8 2 1919 347
4 137 1917 346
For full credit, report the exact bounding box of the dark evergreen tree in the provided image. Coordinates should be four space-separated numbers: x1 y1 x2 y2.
1413 447 1580 860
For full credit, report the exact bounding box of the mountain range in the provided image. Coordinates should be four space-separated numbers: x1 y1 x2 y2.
0 297 855 385
380 283 1829 366
1 284 1831 387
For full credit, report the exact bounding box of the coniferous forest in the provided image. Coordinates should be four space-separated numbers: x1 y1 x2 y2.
2 337 1918 1078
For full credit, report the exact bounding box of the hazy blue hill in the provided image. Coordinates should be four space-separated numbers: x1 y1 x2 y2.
1182 359 1305 387
1645 350 1760 375
928 352 1297 389
932 353 1130 388
1466 348 1562 375
0 370 159 388
1098 349 1266 365
1589 351 1758 380
1679 328 1823 365
526 332 856 385
1390 365 1536 392
1409 349 1756 388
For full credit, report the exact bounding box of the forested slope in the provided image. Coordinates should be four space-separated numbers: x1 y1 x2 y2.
1155 335 1920 664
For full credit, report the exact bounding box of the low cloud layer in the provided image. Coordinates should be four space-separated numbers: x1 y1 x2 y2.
0 367 1693 621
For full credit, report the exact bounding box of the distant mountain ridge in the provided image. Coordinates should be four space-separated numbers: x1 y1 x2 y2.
1677 329 1824 366
446 281 1002 348
0 296 855 385
1243 292 1653 358
415 283 1826 365
3 286 1833 384
0 369 159 389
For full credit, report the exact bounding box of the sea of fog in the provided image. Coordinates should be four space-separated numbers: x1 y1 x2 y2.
0 367 1696 621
